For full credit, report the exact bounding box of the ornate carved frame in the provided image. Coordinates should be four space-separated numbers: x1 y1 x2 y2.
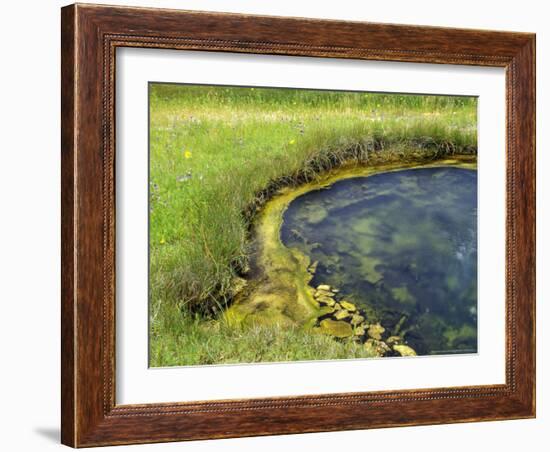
61 3 535 447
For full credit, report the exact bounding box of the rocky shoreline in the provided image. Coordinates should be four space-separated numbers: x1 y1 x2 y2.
311 283 416 357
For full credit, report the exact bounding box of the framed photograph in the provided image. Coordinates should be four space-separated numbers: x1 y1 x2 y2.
61 3 536 447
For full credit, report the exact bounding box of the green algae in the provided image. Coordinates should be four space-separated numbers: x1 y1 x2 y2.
224 188 320 328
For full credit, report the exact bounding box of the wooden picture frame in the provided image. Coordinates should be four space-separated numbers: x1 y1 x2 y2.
61 3 535 447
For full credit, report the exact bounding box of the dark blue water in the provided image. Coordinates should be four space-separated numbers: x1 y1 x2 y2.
281 167 478 355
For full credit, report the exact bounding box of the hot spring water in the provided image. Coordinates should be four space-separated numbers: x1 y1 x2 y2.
281 167 478 355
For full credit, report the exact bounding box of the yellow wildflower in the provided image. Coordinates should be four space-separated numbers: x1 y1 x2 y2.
160 237 166 245
289 139 296 145
184 150 192 159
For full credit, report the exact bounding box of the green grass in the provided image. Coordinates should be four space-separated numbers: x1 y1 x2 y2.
149 83 477 367
151 304 381 366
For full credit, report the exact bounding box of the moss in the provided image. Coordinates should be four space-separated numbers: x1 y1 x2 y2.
225 191 320 327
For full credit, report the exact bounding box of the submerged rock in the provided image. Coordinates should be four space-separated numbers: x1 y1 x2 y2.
334 310 351 321
319 319 353 338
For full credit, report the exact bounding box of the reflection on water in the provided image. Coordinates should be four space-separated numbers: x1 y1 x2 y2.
281 167 478 355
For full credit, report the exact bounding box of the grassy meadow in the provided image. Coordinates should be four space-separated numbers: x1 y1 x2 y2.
148 83 477 367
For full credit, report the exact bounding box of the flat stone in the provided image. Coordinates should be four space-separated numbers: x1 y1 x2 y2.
350 314 365 326
393 344 417 357
367 323 385 340
334 310 351 320
340 301 357 312
314 289 333 298
316 296 336 307
317 284 331 291
319 319 353 338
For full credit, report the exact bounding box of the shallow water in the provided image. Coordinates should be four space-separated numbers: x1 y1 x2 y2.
281 167 478 355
